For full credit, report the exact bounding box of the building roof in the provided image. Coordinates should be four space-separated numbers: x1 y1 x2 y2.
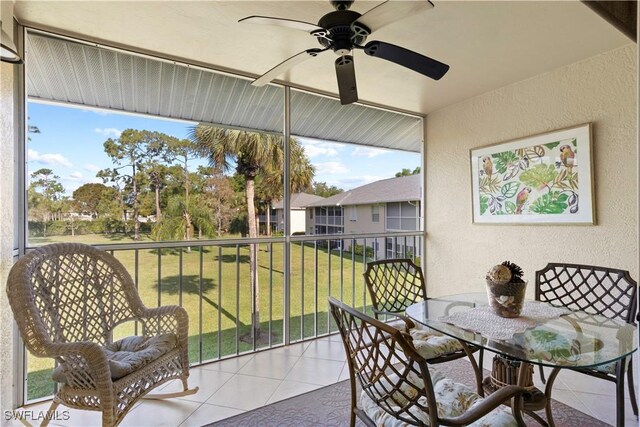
272 193 326 210
307 174 421 207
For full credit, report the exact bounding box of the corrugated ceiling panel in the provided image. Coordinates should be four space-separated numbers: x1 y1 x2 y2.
291 90 422 152
26 32 422 151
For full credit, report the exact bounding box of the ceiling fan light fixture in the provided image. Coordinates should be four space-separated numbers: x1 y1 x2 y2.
241 0 445 105
1 26 22 64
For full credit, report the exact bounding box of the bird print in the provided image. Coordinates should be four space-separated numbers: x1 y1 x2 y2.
515 187 532 214
482 156 493 178
559 145 575 174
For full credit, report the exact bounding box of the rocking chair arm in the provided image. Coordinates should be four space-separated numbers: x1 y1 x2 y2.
44 341 114 395
44 341 104 361
139 305 189 340
372 309 416 329
442 385 527 426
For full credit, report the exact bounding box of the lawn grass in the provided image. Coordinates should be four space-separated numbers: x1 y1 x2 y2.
25 233 374 400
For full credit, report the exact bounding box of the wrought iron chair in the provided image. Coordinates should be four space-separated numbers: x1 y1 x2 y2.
535 262 638 425
7 243 198 427
329 297 527 426
364 258 484 392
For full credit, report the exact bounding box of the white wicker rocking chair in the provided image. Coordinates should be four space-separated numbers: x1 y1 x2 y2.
7 243 198 427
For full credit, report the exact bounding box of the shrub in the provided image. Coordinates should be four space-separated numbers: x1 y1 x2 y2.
352 243 374 258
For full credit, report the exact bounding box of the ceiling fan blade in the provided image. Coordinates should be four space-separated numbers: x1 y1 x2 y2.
253 48 327 87
239 16 325 34
335 55 358 105
356 0 433 33
363 40 449 80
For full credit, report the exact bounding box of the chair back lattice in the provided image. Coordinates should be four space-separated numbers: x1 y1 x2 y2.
535 263 638 324
329 297 438 426
364 259 427 316
7 243 144 355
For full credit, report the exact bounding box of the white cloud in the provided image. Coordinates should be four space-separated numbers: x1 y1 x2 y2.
94 127 122 138
63 173 102 195
67 171 84 181
28 149 73 168
314 161 349 175
304 145 339 158
299 138 342 158
85 163 102 173
337 175 384 188
81 108 111 116
351 147 388 158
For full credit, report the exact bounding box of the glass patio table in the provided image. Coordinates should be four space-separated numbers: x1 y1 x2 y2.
405 293 637 427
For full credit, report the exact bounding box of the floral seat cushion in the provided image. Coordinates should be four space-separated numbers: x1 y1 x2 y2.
409 328 464 360
361 368 518 427
53 333 177 382
380 318 464 360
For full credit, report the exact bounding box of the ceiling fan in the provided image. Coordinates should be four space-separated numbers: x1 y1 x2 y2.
239 0 449 105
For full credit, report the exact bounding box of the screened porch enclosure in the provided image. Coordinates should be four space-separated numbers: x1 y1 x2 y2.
19 29 425 404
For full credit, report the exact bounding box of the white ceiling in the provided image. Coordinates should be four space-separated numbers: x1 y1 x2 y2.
14 0 632 115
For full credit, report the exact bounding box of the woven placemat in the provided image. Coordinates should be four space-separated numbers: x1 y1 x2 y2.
439 301 570 341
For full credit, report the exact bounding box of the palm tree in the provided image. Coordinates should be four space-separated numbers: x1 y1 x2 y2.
190 125 314 338
152 193 215 245
258 141 315 235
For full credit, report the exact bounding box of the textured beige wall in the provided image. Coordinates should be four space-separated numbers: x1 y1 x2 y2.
344 204 386 235
425 44 638 297
0 61 16 409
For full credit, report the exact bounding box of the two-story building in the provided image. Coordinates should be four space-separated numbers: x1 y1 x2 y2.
270 192 326 234
306 174 421 259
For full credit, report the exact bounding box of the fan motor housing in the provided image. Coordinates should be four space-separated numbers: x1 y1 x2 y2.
330 0 354 11
317 10 369 53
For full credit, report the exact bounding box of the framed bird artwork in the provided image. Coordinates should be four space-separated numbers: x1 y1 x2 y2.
470 123 594 224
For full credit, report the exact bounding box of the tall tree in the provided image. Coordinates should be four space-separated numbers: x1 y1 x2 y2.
96 168 129 228
29 168 65 236
395 166 421 177
152 193 215 244
257 140 315 236
312 181 343 198
165 139 199 241
198 166 236 237
100 129 171 240
27 118 40 142
191 126 315 338
145 163 171 222
94 187 124 234
73 183 112 218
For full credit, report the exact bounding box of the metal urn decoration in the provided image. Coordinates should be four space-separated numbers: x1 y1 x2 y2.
486 261 527 318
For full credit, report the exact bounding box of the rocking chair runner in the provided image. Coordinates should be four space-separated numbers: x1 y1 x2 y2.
7 243 198 427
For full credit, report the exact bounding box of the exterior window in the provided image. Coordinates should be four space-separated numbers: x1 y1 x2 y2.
349 206 357 221
313 206 344 234
309 209 313 219
371 205 379 223
386 201 420 231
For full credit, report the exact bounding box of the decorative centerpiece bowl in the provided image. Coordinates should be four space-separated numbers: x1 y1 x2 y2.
486 261 527 318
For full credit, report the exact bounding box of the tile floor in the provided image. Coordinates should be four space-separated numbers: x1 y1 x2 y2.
10 335 638 426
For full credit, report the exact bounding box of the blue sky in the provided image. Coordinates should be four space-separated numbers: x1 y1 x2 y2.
27 102 420 196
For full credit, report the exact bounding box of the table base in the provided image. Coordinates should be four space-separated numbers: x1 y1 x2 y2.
482 355 554 427
482 377 547 411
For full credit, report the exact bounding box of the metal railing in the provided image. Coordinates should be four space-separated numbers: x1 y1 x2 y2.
23 231 422 403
